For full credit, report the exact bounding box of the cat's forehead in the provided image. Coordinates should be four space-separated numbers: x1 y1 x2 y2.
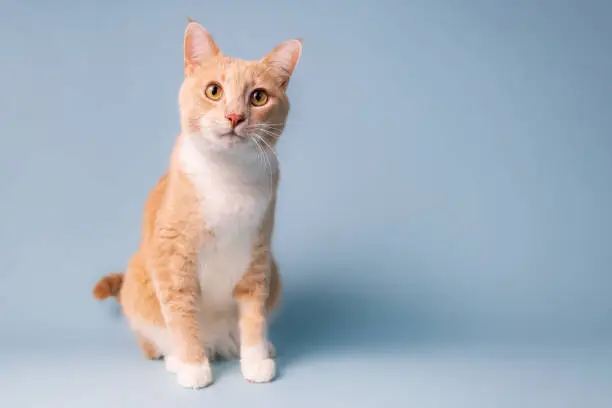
199 57 271 87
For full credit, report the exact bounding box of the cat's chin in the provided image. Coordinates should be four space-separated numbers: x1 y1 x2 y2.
218 133 245 145
193 132 247 152
213 136 249 151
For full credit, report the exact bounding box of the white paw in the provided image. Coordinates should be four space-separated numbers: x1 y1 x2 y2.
176 362 213 389
241 358 276 383
164 354 180 374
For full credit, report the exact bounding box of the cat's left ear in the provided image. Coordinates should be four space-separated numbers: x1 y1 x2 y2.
261 39 303 89
184 19 221 75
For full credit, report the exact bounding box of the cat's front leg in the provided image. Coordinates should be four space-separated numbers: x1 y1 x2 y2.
234 257 276 383
151 228 212 389
236 298 276 383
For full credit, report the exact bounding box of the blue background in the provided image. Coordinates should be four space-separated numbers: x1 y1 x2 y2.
1 0 611 406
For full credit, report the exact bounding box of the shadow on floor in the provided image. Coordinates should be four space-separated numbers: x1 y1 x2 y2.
269 265 439 370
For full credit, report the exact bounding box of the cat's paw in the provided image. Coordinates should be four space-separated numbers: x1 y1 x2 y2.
176 362 213 389
241 358 276 383
164 354 180 374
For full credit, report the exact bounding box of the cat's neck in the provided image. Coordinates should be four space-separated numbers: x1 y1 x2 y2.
173 132 278 187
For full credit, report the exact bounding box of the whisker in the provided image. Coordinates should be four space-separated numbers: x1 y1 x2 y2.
254 140 268 174
245 123 285 131
250 126 283 140
256 122 286 127
256 129 282 139
254 132 281 166
251 135 275 192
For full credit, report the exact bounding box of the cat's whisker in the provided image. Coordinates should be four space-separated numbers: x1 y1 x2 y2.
245 123 285 131
247 124 283 136
253 133 280 166
254 128 282 139
253 122 286 127
204 120 284 141
252 124 283 131
253 141 267 174
252 125 285 133
256 135 276 181
251 135 275 192
254 133 280 195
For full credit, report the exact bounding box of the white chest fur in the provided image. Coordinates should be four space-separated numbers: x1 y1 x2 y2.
178 137 275 306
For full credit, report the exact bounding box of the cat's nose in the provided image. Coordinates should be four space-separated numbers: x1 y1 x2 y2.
225 112 245 128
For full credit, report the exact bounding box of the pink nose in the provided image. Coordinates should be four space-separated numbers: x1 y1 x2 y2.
225 112 245 128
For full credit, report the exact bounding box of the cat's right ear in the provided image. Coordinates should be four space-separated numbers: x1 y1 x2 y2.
184 19 221 76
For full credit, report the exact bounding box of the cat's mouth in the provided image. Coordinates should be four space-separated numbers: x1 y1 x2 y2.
216 129 247 145
221 130 239 137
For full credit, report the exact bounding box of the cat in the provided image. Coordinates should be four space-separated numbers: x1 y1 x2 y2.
92 19 302 389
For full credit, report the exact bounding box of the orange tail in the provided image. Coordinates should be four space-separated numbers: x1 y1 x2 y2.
93 273 124 300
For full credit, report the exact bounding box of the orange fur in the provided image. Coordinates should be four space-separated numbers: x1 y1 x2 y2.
93 20 301 388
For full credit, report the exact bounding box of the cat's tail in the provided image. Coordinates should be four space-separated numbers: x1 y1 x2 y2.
93 273 124 301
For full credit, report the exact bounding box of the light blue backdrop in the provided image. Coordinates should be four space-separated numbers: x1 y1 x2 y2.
0 1 611 405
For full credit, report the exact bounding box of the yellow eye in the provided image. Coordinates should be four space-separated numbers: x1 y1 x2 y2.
250 89 268 106
204 83 223 101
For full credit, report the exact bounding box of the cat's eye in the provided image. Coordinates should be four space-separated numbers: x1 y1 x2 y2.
204 83 223 101
250 89 268 106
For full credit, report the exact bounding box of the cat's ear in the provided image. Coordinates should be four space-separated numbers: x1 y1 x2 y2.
184 19 221 75
261 39 303 88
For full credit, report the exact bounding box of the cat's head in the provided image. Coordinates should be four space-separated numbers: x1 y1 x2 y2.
178 20 302 152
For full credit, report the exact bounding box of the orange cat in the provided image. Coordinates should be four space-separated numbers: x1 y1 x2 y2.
92 20 302 389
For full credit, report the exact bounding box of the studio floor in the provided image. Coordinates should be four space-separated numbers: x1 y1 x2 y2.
2 331 610 408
